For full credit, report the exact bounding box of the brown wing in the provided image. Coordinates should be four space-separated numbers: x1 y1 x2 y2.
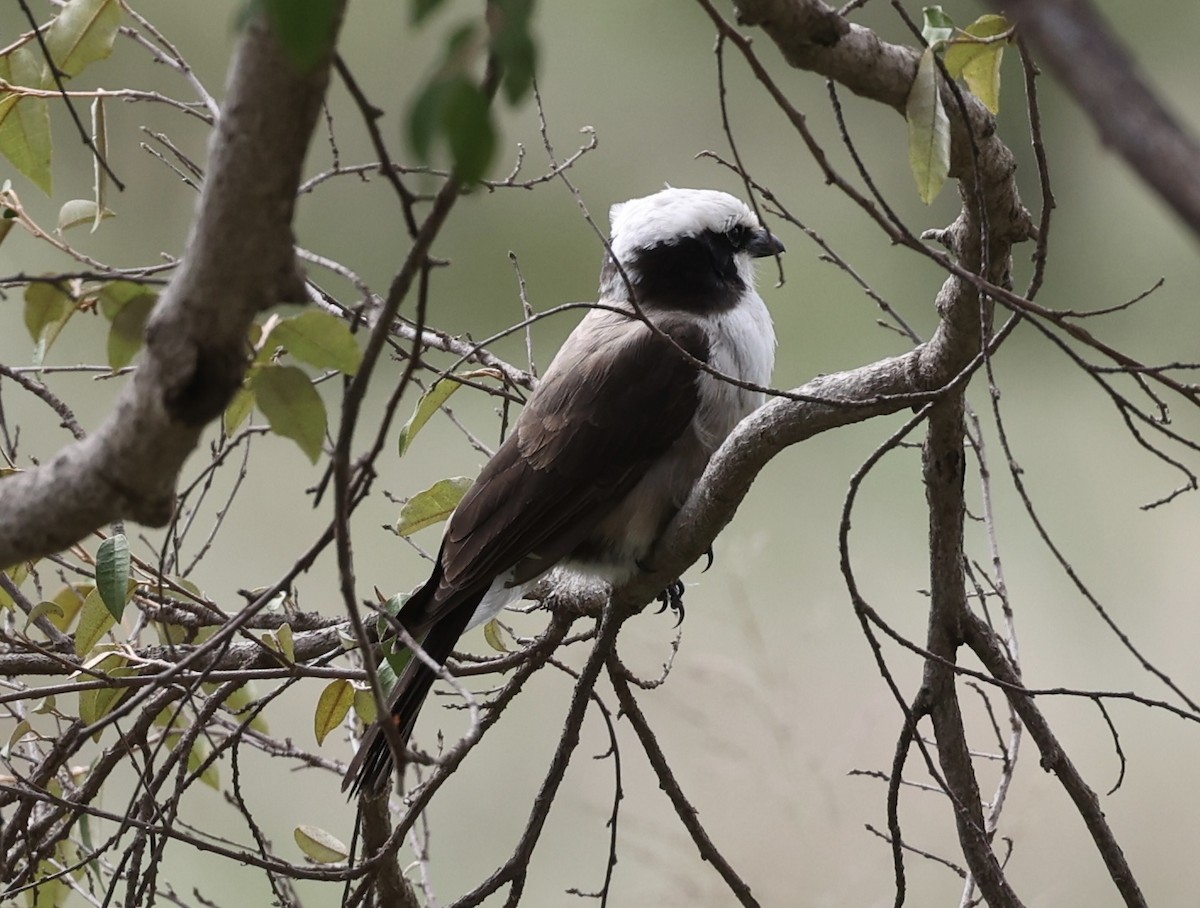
407 311 708 627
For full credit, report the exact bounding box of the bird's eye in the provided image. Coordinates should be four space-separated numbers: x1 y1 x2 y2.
726 224 750 248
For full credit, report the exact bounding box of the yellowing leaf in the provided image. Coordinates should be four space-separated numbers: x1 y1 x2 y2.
294 824 348 863
262 623 296 663
250 364 327 462
26 859 68 908
47 583 93 632
394 476 473 536
905 46 950 205
483 618 508 653
944 14 1010 114
24 600 64 632
962 46 1003 114
44 0 122 78
75 587 116 656
0 47 53 195
270 310 362 375
313 678 354 745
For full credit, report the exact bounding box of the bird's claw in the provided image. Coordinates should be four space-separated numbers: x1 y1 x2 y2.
655 579 686 626
701 546 714 573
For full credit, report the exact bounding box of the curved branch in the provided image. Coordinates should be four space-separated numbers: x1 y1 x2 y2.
0 6 346 567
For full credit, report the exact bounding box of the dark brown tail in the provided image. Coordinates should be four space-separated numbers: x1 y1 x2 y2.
342 583 479 797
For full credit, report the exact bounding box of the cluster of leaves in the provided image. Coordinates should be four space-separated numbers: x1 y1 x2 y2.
407 0 537 182
24 279 155 368
905 7 1012 203
22 281 366 464
224 309 364 463
1 534 242 797
0 0 121 225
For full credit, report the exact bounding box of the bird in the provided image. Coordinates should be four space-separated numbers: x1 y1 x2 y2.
344 187 783 795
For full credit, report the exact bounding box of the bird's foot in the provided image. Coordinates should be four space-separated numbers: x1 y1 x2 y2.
655 579 686 626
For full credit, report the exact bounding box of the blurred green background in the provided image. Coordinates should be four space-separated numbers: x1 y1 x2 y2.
3 1 1200 905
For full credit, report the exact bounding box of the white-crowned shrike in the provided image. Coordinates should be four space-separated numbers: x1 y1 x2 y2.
346 187 783 795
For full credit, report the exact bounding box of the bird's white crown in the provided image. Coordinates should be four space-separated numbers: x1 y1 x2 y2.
608 188 756 264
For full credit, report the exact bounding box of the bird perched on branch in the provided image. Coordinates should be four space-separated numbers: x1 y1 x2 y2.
345 187 783 795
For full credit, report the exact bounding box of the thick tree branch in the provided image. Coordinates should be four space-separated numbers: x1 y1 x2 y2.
922 395 1023 907
963 613 1149 908
0 7 346 567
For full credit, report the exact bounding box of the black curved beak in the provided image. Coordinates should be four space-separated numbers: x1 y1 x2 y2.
747 228 785 258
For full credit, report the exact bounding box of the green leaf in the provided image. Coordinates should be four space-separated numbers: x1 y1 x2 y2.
95 534 130 620
374 593 405 642
57 198 114 233
96 280 151 319
270 310 362 375
4 719 32 759
23 282 74 365
411 0 447 24
397 376 465 456
224 385 256 433
77 652 134 735
394 476 473 537
263 0 340 71
0 47 53 195
221 681 270 734
75 587 116 656
491 0 537 104
294 825 348 863
409 78 451 164
250 364 327 462
313 678 354 745
442 77 495 183
171 732 220 789
352 684 377 725
44 0 123 78
106 293 155 369
378 644 406 690
906 46 950 205
920 5 955 48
